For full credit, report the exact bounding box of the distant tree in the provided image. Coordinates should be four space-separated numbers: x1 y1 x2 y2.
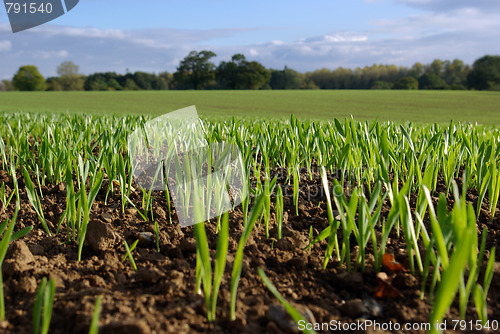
393 76 418 90
0 79 13 91
107 78 122 90
56 61 84 90
418 73 448 89
124 78 140 90
84 72 123 91
428 59 444 76
132 71 160 90
216 54 270 89
331 67 354 89
173 50 217 90
306 68 333 89
442 59 469 87
300 79 319 89
46 77 63 91
408 62 425 79
84 73 108 91
151 74 168 90
467 55 500 90
12 65 46 91
371 81 393 89
158 72 172 90
269 67 303 89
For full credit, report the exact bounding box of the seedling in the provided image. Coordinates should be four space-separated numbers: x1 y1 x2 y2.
33 277 56 334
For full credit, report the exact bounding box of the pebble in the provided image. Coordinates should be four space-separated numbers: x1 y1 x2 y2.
100 213 113 224
125 208 137 215
136 232 154 247
267 303 315 332
339 299 365 318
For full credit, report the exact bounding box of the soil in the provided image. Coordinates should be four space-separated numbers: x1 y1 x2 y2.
0 167 499 334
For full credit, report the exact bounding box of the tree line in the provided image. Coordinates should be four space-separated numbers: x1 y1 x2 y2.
1 52 499 92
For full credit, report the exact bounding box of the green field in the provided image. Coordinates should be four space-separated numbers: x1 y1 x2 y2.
0 90 499 124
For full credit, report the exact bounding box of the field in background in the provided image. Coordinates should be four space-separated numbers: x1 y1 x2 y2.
0 90 499 124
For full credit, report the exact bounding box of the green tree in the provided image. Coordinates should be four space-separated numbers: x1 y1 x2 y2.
306 68 333 89
418 73 448 89
428 59 444 76
12 65 46 91
442 59 469 87
331 67 353 89
45 77 63 91
57 61 84 90
173 50 217 90
0 80 13 91
158 72 172 90
300 79 319 89
393 76 418 90
216 54 270 89
131 71 167 90
124 78 140 90
409 62 425 79
467 55 500 90
371 81 393 89
107 78 122 90
269 67 304 89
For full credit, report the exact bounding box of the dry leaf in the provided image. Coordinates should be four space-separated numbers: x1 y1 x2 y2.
382 253 407 272
374 272 404 299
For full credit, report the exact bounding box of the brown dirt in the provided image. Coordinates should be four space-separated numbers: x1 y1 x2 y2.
0 168 499 334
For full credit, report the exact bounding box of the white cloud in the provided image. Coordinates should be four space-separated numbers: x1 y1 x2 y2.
304 33 368 43
249 48 258 56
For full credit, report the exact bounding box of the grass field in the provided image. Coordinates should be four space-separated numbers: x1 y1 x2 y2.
0 90 499 124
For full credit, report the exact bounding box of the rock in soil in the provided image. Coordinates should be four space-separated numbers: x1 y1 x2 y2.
100 213 113 224
267 303 315 333
136 232 154 247
85 220 117 253
339 298 365 318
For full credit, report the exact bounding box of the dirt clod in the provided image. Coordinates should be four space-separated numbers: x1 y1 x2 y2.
85 220 117 253
3 241 35 274
336 271 364 290
101 319 150 334
340 298 365 318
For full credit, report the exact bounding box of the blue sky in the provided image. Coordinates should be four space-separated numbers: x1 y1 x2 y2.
1 0 500 79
